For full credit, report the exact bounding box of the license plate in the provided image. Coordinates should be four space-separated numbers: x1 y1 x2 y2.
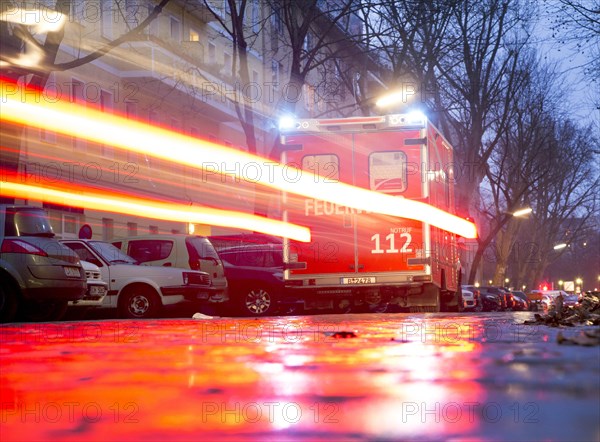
90 286 106 296
197 293 209 300
64 267 81 277
341 277 376 284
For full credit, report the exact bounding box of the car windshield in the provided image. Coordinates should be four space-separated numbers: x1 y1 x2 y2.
89 241 138 264
4 208 55 237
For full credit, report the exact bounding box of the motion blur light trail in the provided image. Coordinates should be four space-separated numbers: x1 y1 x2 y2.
0 80 476 238
0 179 311 242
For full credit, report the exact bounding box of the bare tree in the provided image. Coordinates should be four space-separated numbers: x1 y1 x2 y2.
357 0 457 123
434 0 535 218
517 119 599 290
465 56 563 285
545 0 600 102
265 0 359 116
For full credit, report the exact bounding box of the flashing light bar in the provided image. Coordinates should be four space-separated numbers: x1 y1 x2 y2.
0 80 476 239
316 116 386 126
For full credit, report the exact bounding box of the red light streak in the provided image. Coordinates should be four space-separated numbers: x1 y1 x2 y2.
0 80 477 238
0 178 311 242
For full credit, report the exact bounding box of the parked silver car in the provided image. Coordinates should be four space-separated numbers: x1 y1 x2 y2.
1 205 86 322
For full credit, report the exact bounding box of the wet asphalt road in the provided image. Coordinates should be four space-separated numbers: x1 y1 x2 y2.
1 311 599 441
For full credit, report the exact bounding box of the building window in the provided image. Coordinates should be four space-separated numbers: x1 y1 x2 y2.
224 53 232 75
251 0 260 33
126 102 137 163
303 32 313 53
170 17 181 41
102 218 114 241
40 128 56 144
101 1 113 39
71 1 84 22
303 84 315 114
125 0 139 25
70 79 86 151
271 60 279 87
70 79 85 104
189 29 200 42
208 43 216 64
100 90 114 157
271 6 283 34
63 215 77 237
146 2 159 35
127 222 138 236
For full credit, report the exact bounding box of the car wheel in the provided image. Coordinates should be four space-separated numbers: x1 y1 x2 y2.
20 300 68 322
119 286 161 319
0 282 19 323
239 286 276 316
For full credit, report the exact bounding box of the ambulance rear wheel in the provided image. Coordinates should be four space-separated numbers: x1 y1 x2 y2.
409 284 440 313
333 299 352 314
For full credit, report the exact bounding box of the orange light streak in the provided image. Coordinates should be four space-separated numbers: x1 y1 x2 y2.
0 180 311 242
0 80 477 238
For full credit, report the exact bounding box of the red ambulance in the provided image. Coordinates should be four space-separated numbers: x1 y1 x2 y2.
278 113 476 313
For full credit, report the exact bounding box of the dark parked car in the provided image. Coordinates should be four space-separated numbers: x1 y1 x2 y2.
217 244 285 317
474 286 504 311
510 291 530 311
1 205 86 322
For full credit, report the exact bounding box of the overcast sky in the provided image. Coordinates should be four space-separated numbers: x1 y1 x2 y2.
537 4 600 131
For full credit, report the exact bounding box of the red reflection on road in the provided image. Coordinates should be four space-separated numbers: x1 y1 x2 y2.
0 315 487 441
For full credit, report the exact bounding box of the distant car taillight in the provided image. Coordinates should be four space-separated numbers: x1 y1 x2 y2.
1 239 48 256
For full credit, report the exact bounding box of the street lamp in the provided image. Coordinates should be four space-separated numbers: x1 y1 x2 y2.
553 243 567 250
512 207 532 217
375 86 419 108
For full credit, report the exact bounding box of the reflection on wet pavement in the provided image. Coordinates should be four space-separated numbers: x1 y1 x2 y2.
1 312 599 441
